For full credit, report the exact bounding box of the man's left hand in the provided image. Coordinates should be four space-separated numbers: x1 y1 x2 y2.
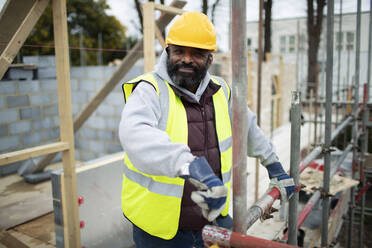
266 162 295 202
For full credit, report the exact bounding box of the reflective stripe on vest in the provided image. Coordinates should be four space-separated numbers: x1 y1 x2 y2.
121 72 232 239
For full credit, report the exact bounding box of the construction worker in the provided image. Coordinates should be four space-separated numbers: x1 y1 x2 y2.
119 11 295 248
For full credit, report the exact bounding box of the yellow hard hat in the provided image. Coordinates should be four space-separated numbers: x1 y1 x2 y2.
166 11 217 51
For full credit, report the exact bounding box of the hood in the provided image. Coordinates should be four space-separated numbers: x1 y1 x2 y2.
155 48 211 103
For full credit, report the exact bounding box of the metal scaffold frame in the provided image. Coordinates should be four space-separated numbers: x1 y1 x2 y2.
202 0 372 247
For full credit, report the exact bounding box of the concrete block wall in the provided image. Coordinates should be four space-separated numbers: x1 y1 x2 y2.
0 55 143 175
0 78 59 176
69 61 143 161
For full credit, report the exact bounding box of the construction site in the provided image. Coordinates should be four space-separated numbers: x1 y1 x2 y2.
0 0 371 247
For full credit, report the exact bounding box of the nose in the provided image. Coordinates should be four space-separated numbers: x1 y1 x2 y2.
181 51 193 64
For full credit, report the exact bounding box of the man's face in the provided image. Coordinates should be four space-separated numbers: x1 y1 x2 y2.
167 45 212 92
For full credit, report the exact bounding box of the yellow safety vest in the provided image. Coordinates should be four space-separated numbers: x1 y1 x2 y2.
121 72 232 240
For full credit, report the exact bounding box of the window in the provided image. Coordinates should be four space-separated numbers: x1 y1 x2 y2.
336 31 343 51
288 35 296 52
247 38 252 51
346 32 354 50
280 36 286 53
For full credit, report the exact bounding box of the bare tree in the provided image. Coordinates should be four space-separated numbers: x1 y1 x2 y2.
306 0 326 97
263 0 272 61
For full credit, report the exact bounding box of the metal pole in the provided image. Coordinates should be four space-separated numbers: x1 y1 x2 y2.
359 1 372 246
203 225 300 248
321 0 334 246
288 92 301 245
231 0 248 234
336 0 343 125
348 1 362 247
255 0 264 202
97 32 103 66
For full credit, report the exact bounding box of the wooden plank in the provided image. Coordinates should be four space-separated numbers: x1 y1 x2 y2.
52 0 80 247
0 230 29 248
0 0 49 79
154 23 166 48
0 0 36 54
0 142 68 167
30 0 187 174
143 2 156 72
0 169 56 229
154 3 185 15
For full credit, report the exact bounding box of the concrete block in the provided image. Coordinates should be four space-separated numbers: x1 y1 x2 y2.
70 67 86 79
40 79 58 91
97 130 115 141
88 116 105 129
0 109 18 124
0 97 5 109
43 104 59 116
71 103 80 115
38 67 57 79
107 143 122 153
89 141 105 153
20 106 41 119
23 56 56 67
105 117 120 131
80 128 96 140
0 136 20 151
71 92 87 104
70 79 79 91
77 139 91 150
30 93 52 105
79 79 96 92
0 161 23 177
86 66 104 79
53 116 60 126
8 67 33 80
80 150 97 161
42 127 60 140
105 92 124 106
7 95 30 108
97 105 115 117
103 66 116 78
10 121 32 134
0 124 8 137
18 80 40 93
0 81 16 94
32 117 54 130
22 132 43 145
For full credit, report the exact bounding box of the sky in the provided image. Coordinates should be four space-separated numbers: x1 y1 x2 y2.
106 0 371 52
0 0 370 52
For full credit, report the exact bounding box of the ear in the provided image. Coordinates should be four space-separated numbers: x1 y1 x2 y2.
207 53 213 68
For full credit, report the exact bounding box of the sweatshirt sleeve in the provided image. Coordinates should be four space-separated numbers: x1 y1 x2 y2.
246 107 279 166
119 82 195 177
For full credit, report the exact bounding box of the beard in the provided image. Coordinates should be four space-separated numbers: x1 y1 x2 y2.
167 57 209 90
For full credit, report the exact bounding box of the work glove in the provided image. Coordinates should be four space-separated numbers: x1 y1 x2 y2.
266 162 295 202
180 156 227 222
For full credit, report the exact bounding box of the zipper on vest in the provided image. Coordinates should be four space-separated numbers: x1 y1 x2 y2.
200 105 208 159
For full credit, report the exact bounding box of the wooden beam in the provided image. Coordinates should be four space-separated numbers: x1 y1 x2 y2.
0 230 29 248
143 2 156 72
30 0 187 174
52 0 80 247
154 3 185 15
155 23 166 48
0 142 68 166
0 0 49 79
0 0 36 54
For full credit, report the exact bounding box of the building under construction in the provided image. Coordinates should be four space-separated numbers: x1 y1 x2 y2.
0 0 371 247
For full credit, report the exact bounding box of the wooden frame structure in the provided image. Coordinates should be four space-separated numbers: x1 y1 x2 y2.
0 1 187 246
0 0 81 247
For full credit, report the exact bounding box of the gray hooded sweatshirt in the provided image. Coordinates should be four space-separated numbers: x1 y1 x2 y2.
118 49 278 178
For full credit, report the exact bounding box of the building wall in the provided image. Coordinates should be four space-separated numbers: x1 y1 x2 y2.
0 56 143 176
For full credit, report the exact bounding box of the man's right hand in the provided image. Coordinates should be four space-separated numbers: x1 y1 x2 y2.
180 156 227 222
